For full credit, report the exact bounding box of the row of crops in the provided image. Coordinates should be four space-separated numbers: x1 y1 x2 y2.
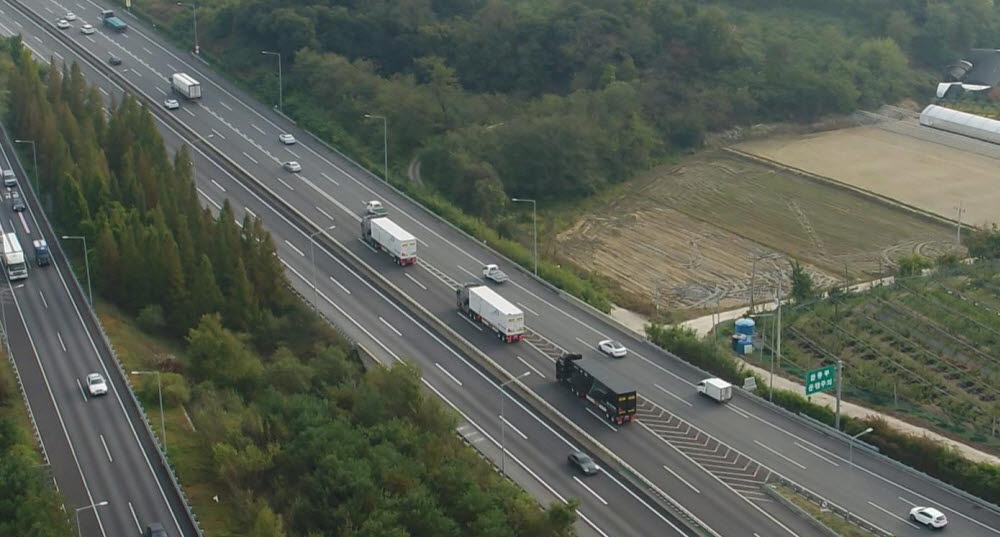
750 261 1000 448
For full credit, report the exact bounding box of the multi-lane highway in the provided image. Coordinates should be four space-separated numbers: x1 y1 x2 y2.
4 0 1000 536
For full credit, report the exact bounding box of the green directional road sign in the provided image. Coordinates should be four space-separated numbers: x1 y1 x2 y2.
805 364 837 396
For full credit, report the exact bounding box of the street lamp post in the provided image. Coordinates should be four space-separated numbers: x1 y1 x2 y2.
13 139 39 194
511 198 537 276
0 286 11 359
131 371 165 453
61 236 92 305
177 2 199 54
260 51 283 112
308 225 336 311
74 501 109 537
849 427 874 467
364 114 388 183
499 371 531 476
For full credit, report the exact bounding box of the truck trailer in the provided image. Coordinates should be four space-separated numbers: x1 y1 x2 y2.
170 73 202 100
100 10 127 32
2 233 28 280
361 215 417 266
556 353 636 425
456 284 524 342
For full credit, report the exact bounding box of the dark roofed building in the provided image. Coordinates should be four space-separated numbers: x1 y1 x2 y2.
937 49 1000 99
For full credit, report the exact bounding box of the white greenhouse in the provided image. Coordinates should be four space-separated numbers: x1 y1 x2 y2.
919 104 1000 145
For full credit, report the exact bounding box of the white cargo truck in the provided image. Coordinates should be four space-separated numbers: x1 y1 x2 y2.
696 378 732 403
170 73 202 100
361 215 417 266
456 283 525 342
2 233 28 280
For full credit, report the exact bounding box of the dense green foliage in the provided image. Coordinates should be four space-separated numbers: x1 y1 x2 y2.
0 376 73 537
646 315 1000 503
2 36 576 537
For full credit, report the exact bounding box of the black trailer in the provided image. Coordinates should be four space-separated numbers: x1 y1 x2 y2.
556 353 636 425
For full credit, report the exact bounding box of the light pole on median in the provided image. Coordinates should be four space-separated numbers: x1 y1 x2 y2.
364 114 388 183
61 235 92 305
177 2 199 54
13 139 39 194
260 51 283 112
849 426 874 467
74 500 109 537
131 370 165 454
309 225 336 312
511 198 537 276
0 286 11 360
499 371 531 476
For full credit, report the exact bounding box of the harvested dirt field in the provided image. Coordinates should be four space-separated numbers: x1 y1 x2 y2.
556 151 957 314
736 123 1000 227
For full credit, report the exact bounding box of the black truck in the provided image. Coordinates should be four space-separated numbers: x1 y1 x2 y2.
556 353 637 425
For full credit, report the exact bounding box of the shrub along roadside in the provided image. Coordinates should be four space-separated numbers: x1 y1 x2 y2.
645 323 1000 504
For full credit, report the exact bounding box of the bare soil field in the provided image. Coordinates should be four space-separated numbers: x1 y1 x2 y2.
736 124 1000 227
556 151 956 314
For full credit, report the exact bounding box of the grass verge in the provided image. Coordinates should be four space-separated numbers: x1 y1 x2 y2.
774 484 877 537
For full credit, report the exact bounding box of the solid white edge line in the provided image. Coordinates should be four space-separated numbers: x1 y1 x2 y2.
435 362 463 386
662 465 701 494
573 476 608 505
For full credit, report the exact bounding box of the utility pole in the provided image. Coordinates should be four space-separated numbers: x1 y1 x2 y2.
955 202 965 247
835 358 843 430
749 256 758 313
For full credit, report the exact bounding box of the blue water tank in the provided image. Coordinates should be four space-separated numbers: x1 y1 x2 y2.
734 317 756 338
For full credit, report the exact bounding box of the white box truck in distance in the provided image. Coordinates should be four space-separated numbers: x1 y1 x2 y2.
361 215 417 266
696 378 732 403
170 73 202 100
2 233 28 280
457 284 525 342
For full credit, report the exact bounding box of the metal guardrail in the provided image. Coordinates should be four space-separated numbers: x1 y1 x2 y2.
772 476 894 537
762 484 842 537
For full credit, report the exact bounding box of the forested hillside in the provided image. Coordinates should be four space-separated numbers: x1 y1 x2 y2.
1 36 577 537
138 0 1000 215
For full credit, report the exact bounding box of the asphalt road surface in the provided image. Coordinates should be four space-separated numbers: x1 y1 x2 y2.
4 1 1000 536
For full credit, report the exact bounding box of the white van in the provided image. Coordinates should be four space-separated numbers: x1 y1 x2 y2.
696 378 733 403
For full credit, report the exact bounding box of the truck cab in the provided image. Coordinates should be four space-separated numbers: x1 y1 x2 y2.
365 200 387 217
482 264 508 284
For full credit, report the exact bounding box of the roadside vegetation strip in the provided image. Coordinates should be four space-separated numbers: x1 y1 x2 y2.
770 484 879 537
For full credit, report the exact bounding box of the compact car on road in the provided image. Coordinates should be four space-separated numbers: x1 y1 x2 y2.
568 451 599 475
909 506 947 529
598 339 627 358
283 161 302 173
278 133 296 145
86 373 108 397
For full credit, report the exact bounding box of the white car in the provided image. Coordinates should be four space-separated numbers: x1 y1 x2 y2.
278 133 296 145
56 19 70 29
80 23 95 35
283 161 302 173
597 339 627 358
65 12 77 21
86 373 108 397
909 507 947 529
163 99 180 110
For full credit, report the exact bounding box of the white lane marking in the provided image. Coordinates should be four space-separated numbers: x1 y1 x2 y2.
99 87 109 96
241 151 258 164
127 501 141 532
795 442 839 467
244 207 256 219
210 179 226 192
210 128 226 140
328 276 351 295
404 273 427 290
867 501 921 529
457 312 483 331
573 476 608 505
654 383 693 407
315 205 335 222
33 35 43 43
277 177 294 191
379 316 402 336
726 405 752 419
251 123 265 135
631 350 694 386
499 415 527 439
142 46 152 55
38 290 48 309
283 240 305 257
166 63 177 72
516 355 546 379
435 362 463 386
182 107 195 117
662 465 700 494
53 51 63 60
99 434 113 462
155 87 166 96
517 302 539 316
586 409 617 432
57 332 67 352
898 496 917 506
575 337 591 348
195 187 221 210
85 35 95 43
220 101 232 111
754 440 806 470
129 68 143 78
76 378 88 402
456 265 478 279
320 171 339 186
285 147 300 159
